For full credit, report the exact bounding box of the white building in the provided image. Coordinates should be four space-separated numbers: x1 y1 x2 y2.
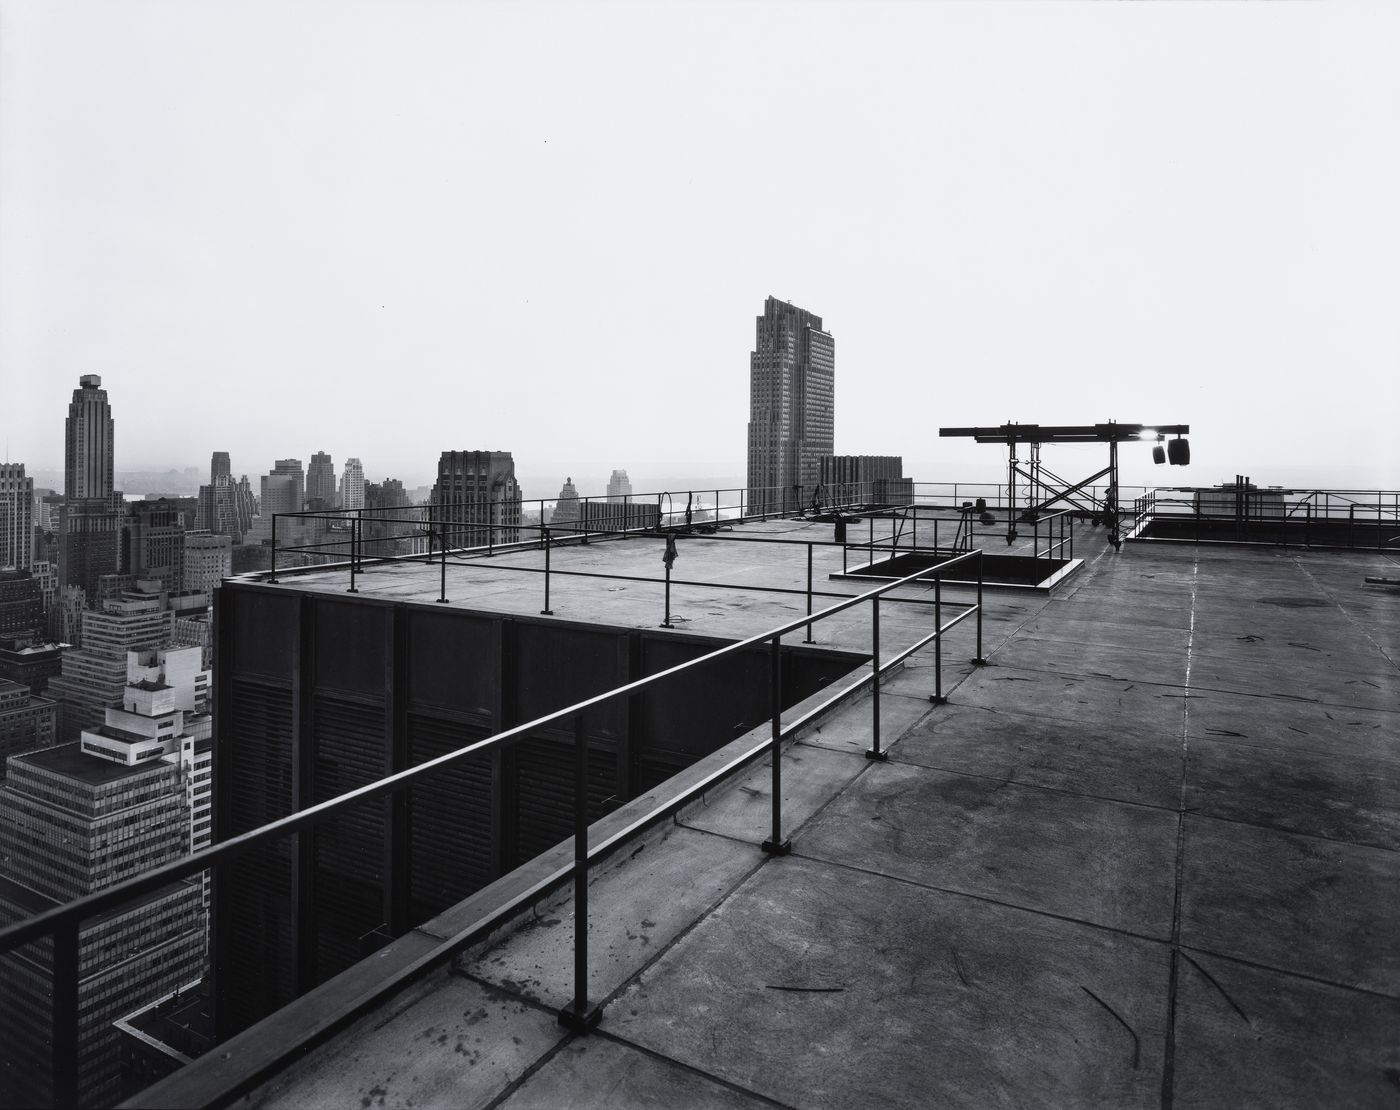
339 457 366 511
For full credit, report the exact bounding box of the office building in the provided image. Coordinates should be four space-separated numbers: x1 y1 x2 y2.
123 498 187 594
306 452 337 510
429 450 522 549
746 297 835 517
29 559 57 620
362 479 415 557
339 458 365 511
0 679 56 775
260 464 303 516
210 453 231 486
606 469 633 503
0 465 34 572
183 532 232 595
32 488 60 537
819 455 914 507
45 591 174 742
572 499 659 534
196 476 256 545
0 571 44 638
48 585 86 646
0 741 205 1107
0 636 64 696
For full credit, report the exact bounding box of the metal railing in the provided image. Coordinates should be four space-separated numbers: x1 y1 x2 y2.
1031 508 1075 566
0 548 986 1108
1128 488 1400 550
261 481 910 576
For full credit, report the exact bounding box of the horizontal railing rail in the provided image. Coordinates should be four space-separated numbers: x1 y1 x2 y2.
1 545 986 1108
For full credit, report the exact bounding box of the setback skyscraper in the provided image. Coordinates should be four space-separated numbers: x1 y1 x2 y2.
430 451 522 549
745 297 835 517
606 469 632 503
60 376 122 599
306 452 337 510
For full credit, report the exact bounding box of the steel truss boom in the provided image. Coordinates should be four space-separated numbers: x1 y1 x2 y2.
939 421 1191 550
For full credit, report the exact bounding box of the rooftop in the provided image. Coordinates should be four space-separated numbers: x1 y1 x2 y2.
136 516 1399 1108
14 741 170 786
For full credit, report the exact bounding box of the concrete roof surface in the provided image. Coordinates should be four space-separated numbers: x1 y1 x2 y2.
222 527 1399 1109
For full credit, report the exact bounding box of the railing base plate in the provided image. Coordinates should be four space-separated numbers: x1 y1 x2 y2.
971 657 988 666
864 749 889 762
929 695 949 705
436 598 450 604
558 1001 603 1033
761 838 792 856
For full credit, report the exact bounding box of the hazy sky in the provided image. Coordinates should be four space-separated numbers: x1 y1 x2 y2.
2 0 1397 497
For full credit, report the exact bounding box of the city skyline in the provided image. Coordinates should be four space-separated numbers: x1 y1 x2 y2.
2 3 1398 492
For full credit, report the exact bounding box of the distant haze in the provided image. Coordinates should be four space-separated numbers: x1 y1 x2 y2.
3 2 1397 490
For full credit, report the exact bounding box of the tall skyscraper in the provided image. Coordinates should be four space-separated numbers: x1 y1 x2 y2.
606 469 632 503
429 451 522 549
60 376 122 599
210 452 231 486
339 458 365 511
64 375 114 501
745 297 835 517
0 465 34 572
306 452 337 510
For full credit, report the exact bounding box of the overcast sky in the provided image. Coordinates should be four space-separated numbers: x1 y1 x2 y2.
2 0 1396 498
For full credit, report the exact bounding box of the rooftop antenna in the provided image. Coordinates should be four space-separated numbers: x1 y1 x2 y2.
939 421 1191 550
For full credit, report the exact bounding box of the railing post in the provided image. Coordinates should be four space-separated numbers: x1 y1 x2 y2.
866 594 887 761
930 569 946 704
269 515 279 583
803 543 815 644
541 527 554 615
436 529 449 604
974 549 986 665
558 713 602 1032
661 549 673 629
761 634 791 855
347 514 359 593
52 917 79 1109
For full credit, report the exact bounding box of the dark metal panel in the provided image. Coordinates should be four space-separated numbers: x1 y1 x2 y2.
403 608 497 715
228 588 298 678
313 598 386 694
515 623 627 738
